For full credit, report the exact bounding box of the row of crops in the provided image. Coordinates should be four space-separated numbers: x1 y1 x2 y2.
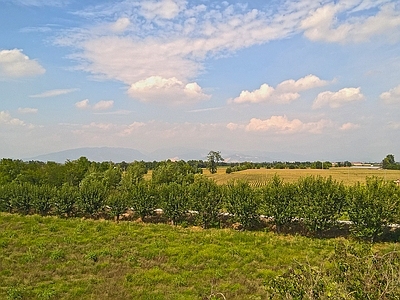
1 171 400 242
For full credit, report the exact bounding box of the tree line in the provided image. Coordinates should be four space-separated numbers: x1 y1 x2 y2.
0 157 399 242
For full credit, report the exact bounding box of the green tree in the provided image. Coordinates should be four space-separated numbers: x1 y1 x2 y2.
382 154 399 169
129 181 158 220
159 182 190 225
207 151 224 174
78 179 108 217
53 184 79 218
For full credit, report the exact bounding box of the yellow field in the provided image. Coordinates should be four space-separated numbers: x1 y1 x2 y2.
203 167 400 186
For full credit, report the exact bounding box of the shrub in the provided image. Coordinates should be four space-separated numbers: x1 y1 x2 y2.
78 179 107 217
348 177 400 242
9 182 34 215
53 184 79 218
31 184 55 216
296 176 347 233
159 182 190 225
225 180 260 230
107 189 129 222
130 181 158 220
189 176 224 229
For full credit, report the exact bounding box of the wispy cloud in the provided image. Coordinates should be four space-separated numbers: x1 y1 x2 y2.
75 99 114 111
187 107 223 113
30 88 79 98
18 107 38 114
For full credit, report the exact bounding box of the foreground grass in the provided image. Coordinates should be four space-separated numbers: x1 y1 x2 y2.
0 214 398 300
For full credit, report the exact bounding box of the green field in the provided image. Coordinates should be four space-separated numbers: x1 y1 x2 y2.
202 167 400 186
1 213 399 299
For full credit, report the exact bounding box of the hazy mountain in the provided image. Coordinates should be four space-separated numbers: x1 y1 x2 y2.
26 147 149 163
25 147 331 163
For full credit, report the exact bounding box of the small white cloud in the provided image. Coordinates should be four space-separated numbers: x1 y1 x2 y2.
245 115 330 134
340 122 360 131
75 99 90 109
387 121 400 130
128 76 210 104
18 107 38 114
380 84 400 104
109 17 130 33
75 99 114 111
231 74 328 104
312 87 364 109
119 122 145 136
0 49 45 79
226 122 241 130
30 88 79 98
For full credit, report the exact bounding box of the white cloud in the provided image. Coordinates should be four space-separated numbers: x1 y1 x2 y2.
128 76 210 103
387 121 400 130
301 3 400 43
0 49 45 79
93 100 114 110
119 122 146 136
380 84 400 104
18 107 38 114
340 122 360 131
109 17 131 32
75 99 114 110
139 0 187 20
7 0 69 7
0 111 26 126
231 74 328 104
75 99 90 109
245 115 331 134
312 87 364 109
30 88 79 98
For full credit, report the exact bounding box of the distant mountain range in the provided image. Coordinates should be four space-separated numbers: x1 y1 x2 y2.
23 147 318 163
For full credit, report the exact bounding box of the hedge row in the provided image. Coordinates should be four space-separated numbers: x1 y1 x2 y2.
1 175 399 242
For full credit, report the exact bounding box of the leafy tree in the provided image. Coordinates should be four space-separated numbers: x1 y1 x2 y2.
103 165 122 190
121 161 147 186
0 184 13 212
53 184 79 218
31 185 55 216
9 182 34 215
260 175 297 232
78 179 108 217
189 176 224 229
64 156 91 186
129 181 158 220
152 160 197 185
296 176 347 233
348 177 400 242
225 180 260 230
106 189 129 222
382 154 399 170
159 182 190 225
207 151 224 174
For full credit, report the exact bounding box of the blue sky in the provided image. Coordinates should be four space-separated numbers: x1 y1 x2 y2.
1 0 400 161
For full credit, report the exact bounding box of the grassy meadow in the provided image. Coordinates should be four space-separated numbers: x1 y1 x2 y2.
1 213 399 300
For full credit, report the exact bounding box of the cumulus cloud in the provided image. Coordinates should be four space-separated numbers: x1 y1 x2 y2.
380 84 400 104
0 111 26 126
340 122 360 131
75 99 114 110
312 87 364 109
30 88 79 98
231 74 328 104
18 107 38 114
109 17 130 32
244 116 330 134
128 76 210 103
0 49 45 79
301 3 400 43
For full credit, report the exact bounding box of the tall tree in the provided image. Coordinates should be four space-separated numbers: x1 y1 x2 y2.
207 151 224 174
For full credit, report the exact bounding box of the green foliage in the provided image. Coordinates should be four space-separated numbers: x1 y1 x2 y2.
260 175 297 231
225 180 260 230
78 179 108 216
53 184 79 218
64 156 91 186
31 185 55 216
348 177 400 242
296 176 347 233
102 165 122 190
106 189 129 221
189 176 224 229
129 181 158 220
121 161 147 186
207 151 224 174
0 184 13 213
159 182 189 225
382 154 400 170
8 182 34 215
152 160 197 185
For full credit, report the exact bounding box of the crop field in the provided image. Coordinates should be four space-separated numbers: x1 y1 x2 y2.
1 213 399 300
203 167 400 186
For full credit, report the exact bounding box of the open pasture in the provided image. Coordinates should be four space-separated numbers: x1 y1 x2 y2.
203 167 400 186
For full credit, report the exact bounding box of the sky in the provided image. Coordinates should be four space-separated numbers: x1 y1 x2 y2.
1 0 400 162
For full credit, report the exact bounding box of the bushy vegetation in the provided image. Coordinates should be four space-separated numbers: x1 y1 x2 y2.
0 157 400 242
